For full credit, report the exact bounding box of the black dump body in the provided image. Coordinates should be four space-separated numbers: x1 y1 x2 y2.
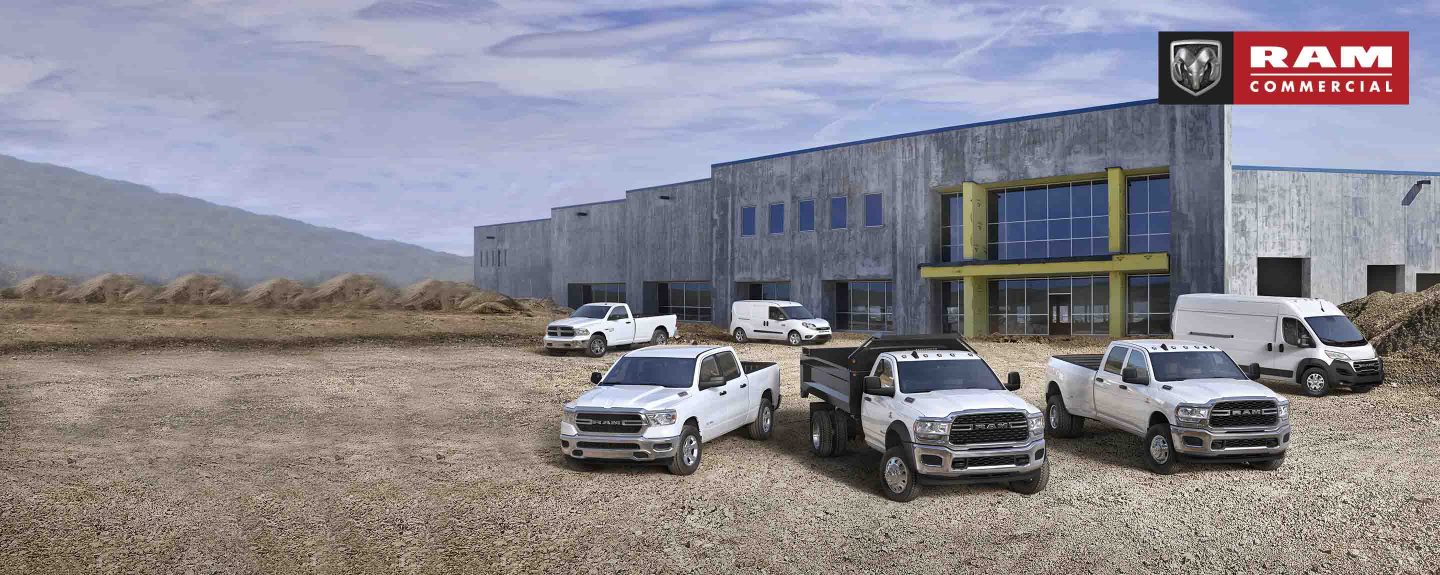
1052 354 1104 371
800 335 977 415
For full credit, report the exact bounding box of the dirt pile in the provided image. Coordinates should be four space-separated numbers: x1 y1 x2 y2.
296 274 394 308
1342 285 1440 386
395 280 528 314
14 274 70 300
238 278 309 308
60 273 150 304
515 298 570 315
154 274 233 305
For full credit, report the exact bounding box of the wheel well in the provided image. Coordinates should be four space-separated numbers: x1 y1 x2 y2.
654 326 668 336
1295 359 1329 384
1149 411 1170 428
684 416 699 429
885 429 901 448
884 421 910 449
1046 382 1061 398
761 389 772 402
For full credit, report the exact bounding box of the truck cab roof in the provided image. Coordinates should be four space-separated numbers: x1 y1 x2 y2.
880 350 984 363
1114 339 1222 354
620 345 725 359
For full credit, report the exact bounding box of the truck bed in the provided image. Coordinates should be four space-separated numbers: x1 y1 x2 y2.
741 361 776 374
1052 354 1103 371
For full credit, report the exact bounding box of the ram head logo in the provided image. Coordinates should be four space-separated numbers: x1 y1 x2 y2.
1171 40 1223 96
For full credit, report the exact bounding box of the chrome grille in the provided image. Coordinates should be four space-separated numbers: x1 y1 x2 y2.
548 326 576 337
574 412 644 434
1352 359 1381 376
1210 400 1278 428
949 412 1029 445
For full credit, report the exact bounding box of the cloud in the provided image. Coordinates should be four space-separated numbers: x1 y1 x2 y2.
356 0 496 20
669 38 808 61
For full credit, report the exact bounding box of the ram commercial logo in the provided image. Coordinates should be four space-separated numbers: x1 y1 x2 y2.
1159 31 1408 105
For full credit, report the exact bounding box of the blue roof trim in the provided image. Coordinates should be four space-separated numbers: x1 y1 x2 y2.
713 99 1160 168
1234 165 1440 176
552 198 626 211
626 178 711 194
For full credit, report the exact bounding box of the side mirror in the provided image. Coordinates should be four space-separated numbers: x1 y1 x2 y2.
1121 367 1149 385
863 375 894 397
1298 334 1314 348
1005 372 1022 391
1247 362 1262 381
590 372 602 384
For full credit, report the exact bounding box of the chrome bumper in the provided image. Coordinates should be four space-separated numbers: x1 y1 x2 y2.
544 336 589 349
560 433 680 462
1171 424 1291 459
911 439 1046 479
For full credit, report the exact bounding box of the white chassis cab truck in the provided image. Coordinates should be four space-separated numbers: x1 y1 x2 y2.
1045 339 1292 474
560 345 781 475
544 303 678 357
801 335 1048 502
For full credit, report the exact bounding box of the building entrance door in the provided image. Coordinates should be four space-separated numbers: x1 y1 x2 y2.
1048 294 1072 336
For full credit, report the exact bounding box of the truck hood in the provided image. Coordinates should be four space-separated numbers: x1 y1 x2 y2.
549 317 602 329
571 384 688 411
1159 378 1285 404
906 389 1040 417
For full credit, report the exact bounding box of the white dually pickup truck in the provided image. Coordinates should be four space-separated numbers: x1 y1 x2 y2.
1045 339 1291 474
544 303 678 357
560 345 781 475
801 335 1048 502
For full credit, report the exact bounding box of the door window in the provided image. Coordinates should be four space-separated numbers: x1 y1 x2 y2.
698 356 722 384
875 359 896 389
606 307 628 321
768 307 785 321
1124 349 1150 381
1103 347 1127 374
715 352 743 380
1282 317 1308 347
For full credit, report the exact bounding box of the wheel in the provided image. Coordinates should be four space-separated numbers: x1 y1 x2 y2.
1143 423 1178 475
1301 367 1332 397
562 455 592 471
1249 455 1285 471
830 411 849 455
1008 458 1050 495
733 328 748 343
649 328 669 346
745 398 774 440
879 446 922 502
1045 393 1085 438
1352 384 1376 394
787 331 802 346
585 335 608 358
667 425 702 475
809 406 836 457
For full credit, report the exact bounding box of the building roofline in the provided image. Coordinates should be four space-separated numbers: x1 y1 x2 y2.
626 178 711 194
475 216 550 229
552 197 627 211
712 98 1160 168
1233 164 1440 176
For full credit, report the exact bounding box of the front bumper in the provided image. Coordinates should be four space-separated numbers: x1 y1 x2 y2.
910 438 1046 482
560 433 680 462
1171 424 1291 463
544 335 590 349
1329 359 1384 386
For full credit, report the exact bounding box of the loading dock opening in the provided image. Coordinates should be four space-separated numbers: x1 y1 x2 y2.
1367 265 1405 294
1257 258 1308 297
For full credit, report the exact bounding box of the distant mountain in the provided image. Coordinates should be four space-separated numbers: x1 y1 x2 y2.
0 154 471 286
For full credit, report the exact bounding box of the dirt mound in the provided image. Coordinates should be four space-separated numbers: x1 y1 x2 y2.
153 274 232 305
60 273 149 304
1342 284 1440 386
15 274 70 300
238 278 309 308
459 290 522 314
121 284 158 304
297 274 394 308
396 279 476 311
515 297 570 315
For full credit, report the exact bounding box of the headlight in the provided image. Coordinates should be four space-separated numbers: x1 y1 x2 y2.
913 419 950 441
1325 350 1350 361
573 327 590 336
1278 402 1289 420
1028 413 1044 437
644 410 677 426
563 405 577 424
1176 405 1210 425
802 322 816 329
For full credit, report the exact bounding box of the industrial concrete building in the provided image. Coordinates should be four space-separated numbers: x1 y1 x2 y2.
475 99 1439 337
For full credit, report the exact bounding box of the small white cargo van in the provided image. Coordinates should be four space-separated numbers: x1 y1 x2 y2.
1172 294 1382 397
730 300 831 346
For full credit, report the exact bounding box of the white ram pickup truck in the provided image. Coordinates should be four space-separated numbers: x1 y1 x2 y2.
544 303 678 357
560 345 780 475
802 335 1048 502
1045 339 1291 474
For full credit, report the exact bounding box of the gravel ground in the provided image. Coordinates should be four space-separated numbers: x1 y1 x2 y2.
2 340 1438 574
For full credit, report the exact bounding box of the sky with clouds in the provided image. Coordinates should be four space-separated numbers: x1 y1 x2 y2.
1 0 1437 255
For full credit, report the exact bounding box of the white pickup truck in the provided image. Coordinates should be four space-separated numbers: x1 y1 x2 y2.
560 345 781 475
1045 339 1291 474
544 303 678 357
802 335 1048 502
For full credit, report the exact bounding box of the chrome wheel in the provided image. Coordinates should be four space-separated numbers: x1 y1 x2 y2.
1048 403 1061 429
733 328 747 343
651 330 668 345
1149 435 1171 464
788 332 801 345
1306 372 1326 393
761 405 773 433
681 435 699 467
589 339 604 355
883 456 909 493
811 419 821 451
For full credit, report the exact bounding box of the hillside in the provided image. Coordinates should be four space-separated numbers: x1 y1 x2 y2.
0 154 470 285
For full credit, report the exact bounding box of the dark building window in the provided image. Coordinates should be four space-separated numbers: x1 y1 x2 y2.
1419 273 1440 292
988 179 1108 261
987 276 1109 336
798 199 815 232
833 281 894 332
941 192 963 262
567 283 626 308
742 282 791 301
768 203 785 234
864 193 883 227
1127 175 1171 253
830 196 847 229
940 280 964 333
740 206 756 236
658 282 713 322
1127 274 1171 336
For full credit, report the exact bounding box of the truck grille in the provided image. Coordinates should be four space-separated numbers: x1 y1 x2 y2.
949 412 1029 445
953 454 1029 469
1211 437 1279 450
577 441 641 450
1351 359 1381 376
1210 400 1278 428
548 326 575 337
574 412 644 434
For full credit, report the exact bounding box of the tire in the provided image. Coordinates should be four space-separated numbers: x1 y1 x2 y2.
1045 393 1085 439
562 455 592 471
830 411 849 456
649 328 669 346
879 446 922 502
1301 367 1332 397
809 406 836 457
1008 458 1050 495
667 425 702 476
787 331 802 346
745 398 774 440
585 335 608 358
1143 423 1179 475
1352 384 1376 394
1250 455 1285 471
733 328 748 343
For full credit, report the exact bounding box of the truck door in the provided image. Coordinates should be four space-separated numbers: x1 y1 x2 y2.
860 358 897 449
712 352 750 432
1092 346 1135 432
1116 349 1159 428
1267 316 1316 379
607 305 635 344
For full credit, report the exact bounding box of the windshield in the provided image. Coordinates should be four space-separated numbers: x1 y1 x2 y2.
571 304 611 319
600 357 695 388
779 305 814 320
897 360 1003 393
1305 315 1368 347
1150 351 1247 382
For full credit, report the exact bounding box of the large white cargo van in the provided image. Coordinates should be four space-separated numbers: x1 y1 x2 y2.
1172 294 1381 397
